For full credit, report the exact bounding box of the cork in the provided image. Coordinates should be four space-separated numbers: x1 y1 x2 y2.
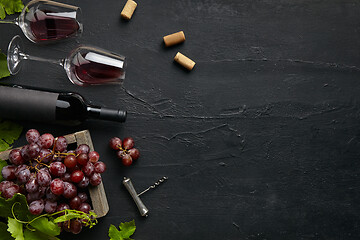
174 52 195 71
163 31 186 47
121 0 137 20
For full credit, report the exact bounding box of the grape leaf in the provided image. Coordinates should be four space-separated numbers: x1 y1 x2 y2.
108 220 136 240
119 220 136 239
24 229 60 240
0 222 13 240
0 5 5 19
29 216 61 237
0 50 10 79
0 159 8 181
0 193 29 221
7 217 24 240
0 118 23 152
0 0 24 19
109 225 122 240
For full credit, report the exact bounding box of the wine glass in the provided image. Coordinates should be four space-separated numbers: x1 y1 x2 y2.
0 0 82 43
8 35 126 86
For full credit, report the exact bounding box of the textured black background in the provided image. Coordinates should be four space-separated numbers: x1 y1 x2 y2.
1 0 360 239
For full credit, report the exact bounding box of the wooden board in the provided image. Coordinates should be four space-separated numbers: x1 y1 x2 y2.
0 130 109 218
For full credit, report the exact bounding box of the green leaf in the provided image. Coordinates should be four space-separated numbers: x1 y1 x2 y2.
0 50 10 79
119 220 136 239
0 159 8 181
7 217 24 240
109 220 136 240
109 224 122 240
0 193 29 221
24 229 60 240
0 0 24 18
0 5 5 19
0 118 23 152
29 217 61 237
0 222 13 240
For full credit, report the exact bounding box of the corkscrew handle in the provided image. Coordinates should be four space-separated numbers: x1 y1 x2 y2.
122 177 149 217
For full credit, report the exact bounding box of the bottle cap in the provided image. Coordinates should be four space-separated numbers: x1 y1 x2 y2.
99 108 127 122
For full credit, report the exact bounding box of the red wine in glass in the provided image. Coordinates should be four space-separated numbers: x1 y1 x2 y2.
27 9 80 42
0 0 83 43
71 51 126 85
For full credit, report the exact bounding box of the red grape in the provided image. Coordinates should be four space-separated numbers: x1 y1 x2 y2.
109 137 122 150
29 199 44 215
49 162 66 177
36 169 52 186
70 219 82 234
88 151 99 163
0 181 14 193
71 170 84 183
89 173 102 186
54 136 67 152
82 162 94 176
63 182 77 199
17 168 31 184
1 165 16 180
69 196 82 209
77 176 89 188
44 200 57 213
50 178 65 195
76 153 88 166
122 154 133 166
64 155 77 168
38 133 55 149
128 148 140 160
26 129 40 143
20 145 31 161
122 137 134 149
78 192 88 203
14 164 27 177
75 144 90 155
56 203 70 212
78 202 91 213
27 143 40 158
25 177 39 193
94 161 106 174
9 149 25 165
2 184 20 199
38 148 53 163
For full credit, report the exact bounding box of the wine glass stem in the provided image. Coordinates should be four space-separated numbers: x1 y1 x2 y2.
0 18 19 25
20 53 64 67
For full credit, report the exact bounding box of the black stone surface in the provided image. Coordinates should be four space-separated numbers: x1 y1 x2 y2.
1 0 360 239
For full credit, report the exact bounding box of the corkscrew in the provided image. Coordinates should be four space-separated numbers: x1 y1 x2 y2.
122 176 168 217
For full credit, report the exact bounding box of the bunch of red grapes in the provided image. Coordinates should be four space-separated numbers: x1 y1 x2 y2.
109 137 140 166
0 129 106 234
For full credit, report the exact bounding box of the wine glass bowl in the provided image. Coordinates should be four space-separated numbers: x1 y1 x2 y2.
7 35 127 86
1 0 82 43
64 46 126 86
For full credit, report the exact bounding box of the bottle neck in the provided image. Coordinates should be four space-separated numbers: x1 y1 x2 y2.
86 105 127 122
86 106 101 118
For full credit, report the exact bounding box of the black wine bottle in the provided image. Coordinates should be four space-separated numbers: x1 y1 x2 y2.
0 85 126 125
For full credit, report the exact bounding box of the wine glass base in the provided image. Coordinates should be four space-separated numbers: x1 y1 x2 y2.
7 35 24 75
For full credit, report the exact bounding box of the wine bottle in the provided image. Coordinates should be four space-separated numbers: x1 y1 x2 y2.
0 85 126 125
